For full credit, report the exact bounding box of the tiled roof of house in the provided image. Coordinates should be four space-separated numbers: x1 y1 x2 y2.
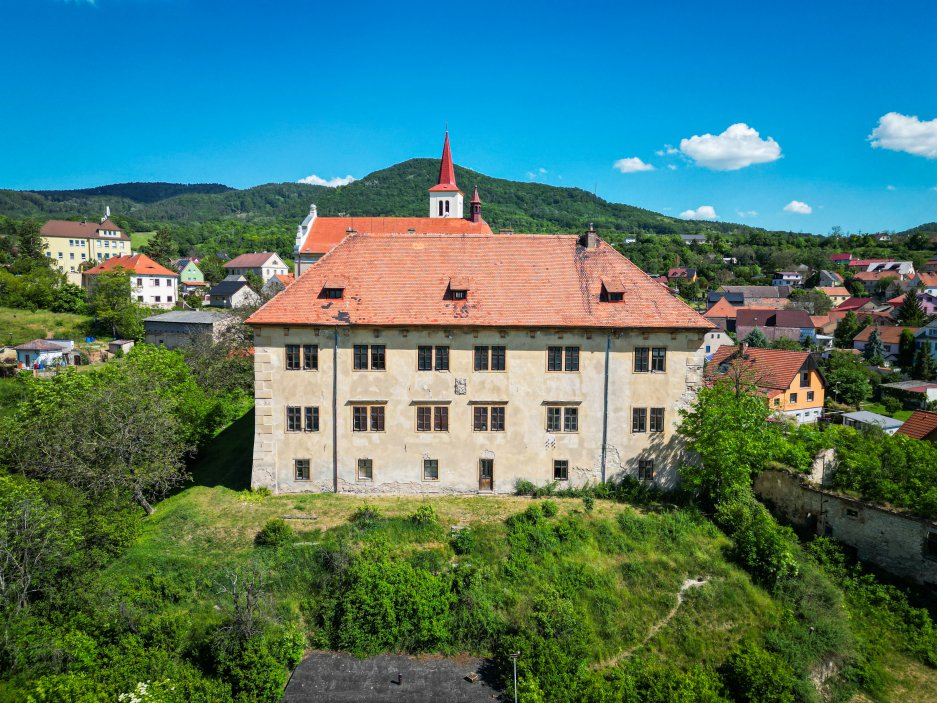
735 308 814 328
853 325 919 344
14 339 68 351
816 286 850 297
248 233 712 330
299 217 493 256
40 218 128 240
275 273 295 286
854 270 901 282
704 296 741 318
830 253 852 262
915 272 937 287
887 293 906 306
848 258 894 267
720 285 791 298
836 297 873 311
224 253 280 268
707 345 812 391
83 254 176 277
896 410 937 440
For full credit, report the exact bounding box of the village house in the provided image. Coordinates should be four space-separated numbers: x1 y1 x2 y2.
852 325 919 363
702 329 734 356
897 410 937 442
40 214 132 283
815 286 850 306
262 273 295 298
829 253 853 265
816 270 844 287
223 252 289 283
144 310 235 349
667 268 697 283
915 319 937 361
771 271 804 287
735 309 815 344
13 339 70 369
172 258 205 284
208 275 261 309
909 272 937 296
717 285 792 305
81 254 179 309
245 137 712 495
841 410 904 435
707 345 826 424
847 258 895 269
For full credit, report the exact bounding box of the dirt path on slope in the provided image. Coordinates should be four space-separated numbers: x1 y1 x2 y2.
594 576 709 670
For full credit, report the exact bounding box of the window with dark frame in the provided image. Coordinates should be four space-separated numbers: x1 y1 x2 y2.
473 406 488 431
419 345 450 371
294 459 310 481
801 370 810 388
286 344 301 370
638 460 654 480
304 406 319 432
371 345 385 370
418 346 433 371
807 391 815 402
322 287 343 299
353 345 369 370
632 407 647 433
649 408 664 433
651 347 667 372
548 346 564 371
790 393 798 404
435 346 449 371
416 406 431 432
370 406 385 432
553 459 569 481
548 346 580 372
565 346 580 372
423 459 439 481
491 346 506 371
303 344 318 370
353 406 368 432
434 406 448 432
563 407 578 433
474 346 489 371
546 406 562 432
490 406 505 431
451 289 467 300
357 458 373 481
634 347 649 372
287 406 301 432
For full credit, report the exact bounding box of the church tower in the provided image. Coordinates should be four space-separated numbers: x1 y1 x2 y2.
428 132 463 218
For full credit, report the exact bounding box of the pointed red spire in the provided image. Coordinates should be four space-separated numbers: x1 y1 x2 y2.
470 185 482 204
429 131 459 192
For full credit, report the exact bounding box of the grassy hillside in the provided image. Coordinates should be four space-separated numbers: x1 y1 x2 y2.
0 306 90 347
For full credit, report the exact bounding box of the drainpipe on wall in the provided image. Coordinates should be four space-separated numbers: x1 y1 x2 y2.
601 331 611 483
332 328 339 493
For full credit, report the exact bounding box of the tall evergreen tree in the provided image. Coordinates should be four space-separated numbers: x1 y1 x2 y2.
898 328 917 370
16 219 47 264
912 341 937 381
833 311 862 348
743 327 769 348
144 228 177 267
862 328 886 364
896 287 928 326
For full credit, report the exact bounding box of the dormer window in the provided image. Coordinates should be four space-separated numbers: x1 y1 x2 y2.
321 281 345 299
447 277 470 301
452 289 467 300
600 277 625 302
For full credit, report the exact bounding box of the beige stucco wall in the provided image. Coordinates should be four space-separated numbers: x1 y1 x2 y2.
252 326 706 495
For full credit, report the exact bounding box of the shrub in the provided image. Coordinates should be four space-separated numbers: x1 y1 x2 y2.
721 643 796 703
515 479 537 496
882 395 902 414
239 487 271 503
350 505 382 529
451 527 475 555
214 634 288 703
255 519 293 548
715 499 798 587
582 495 595 513
409 504 437 525
540 500 558 518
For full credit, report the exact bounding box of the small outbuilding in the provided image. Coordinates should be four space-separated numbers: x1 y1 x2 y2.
14 339 68 368
144 310 234 349
841 410 904 435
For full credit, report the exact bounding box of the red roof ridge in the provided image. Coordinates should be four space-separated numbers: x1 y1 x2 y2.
83 253 177 277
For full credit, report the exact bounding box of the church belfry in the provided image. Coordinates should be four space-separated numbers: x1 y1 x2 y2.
428 132 464 218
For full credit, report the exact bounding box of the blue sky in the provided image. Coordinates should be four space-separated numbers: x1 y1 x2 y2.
1 0 936 233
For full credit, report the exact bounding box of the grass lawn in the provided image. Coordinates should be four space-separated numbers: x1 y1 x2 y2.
131 230 155 250
0 306 91 347
861 402 914 421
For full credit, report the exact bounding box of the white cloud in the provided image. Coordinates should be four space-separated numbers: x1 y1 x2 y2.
613 157 654 173
680 205 718 220
526 167 549 181
679 123 782 171
736 210 758 218
667 164 678 171
886 184 896 191
869 112 937 158
655 145 680 157
783 200 812 215
298 174 356 187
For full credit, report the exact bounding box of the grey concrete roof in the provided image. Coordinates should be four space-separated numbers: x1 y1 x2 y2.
843 411 904 430
282 652 500 703
144 310 231 324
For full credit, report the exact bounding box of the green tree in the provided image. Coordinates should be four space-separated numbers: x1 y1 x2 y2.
896 287 928 326
912 341 937 381
898 328 917 370
874 275 898 299
825 350 873 407
862 328 886 364
49 282 87 314
15 219 47 265
848 279 867 298
788 288 832 315
743 327 769 348
144 228 177 267
89 268 145 339
244 271 264 294
769 337 803 351
833 311 862 348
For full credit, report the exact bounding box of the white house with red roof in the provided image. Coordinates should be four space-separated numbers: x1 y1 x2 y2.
291 133 493 276
82 254 179 309
223 253 289 283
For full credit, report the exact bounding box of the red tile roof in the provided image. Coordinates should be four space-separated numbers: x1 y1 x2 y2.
707 345 812 391
816 286 850 297
836 297 873 311
896 410 937 440
887 293 906 306
275 273 295 286
224 252 282 268
40 218 128 240
854 270 901 282
299 217 493 256
248 233 712 330
848 258 894 267
915 273 937 287
83 254 176 277
853 325 919 344
830 253 852 262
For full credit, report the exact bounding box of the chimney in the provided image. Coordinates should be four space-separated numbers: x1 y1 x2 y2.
580 223 599 249
739 342 749 357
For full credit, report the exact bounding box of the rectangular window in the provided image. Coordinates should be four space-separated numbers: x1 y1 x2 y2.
638 460 655 481
353 345 369 370
491 346 506 371
490 406 505 431
304 406 319 432
423 459 439 481
565 346 580 372
651 347 667 372
294 459 310 481
70 252 74 259
807 391 815 402
554 460 569 481
323 288 343 299
370 345 385 370
286 344 301 370
546 407 562 432
353 406 368 432
790 393 798 404
418 346 433 371
632 407 647 433
287 406 301 432
370 406 385 432
416 406 432 432
801 371 810 388
926 531 937 560
563 407 578 433
167 296 173 303
473 406 488 432
474 346 489 371
434 406 448 432
548 346 564 371
303 344 318 370
634 347 649 372
154 296 161 303
435 346 449 371
650 408 664 433
357 458 373 481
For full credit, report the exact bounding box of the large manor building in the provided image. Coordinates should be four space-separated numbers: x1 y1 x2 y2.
247 135 712 494
40 215 132 283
